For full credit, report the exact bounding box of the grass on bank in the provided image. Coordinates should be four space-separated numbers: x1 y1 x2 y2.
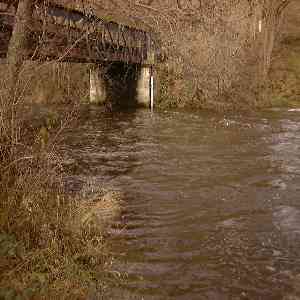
0 69 123 299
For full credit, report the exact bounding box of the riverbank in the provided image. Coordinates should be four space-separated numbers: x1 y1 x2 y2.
0 100 125 298
0 189 124 298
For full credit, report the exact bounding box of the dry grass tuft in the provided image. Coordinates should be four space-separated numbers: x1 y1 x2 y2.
69 190 124 237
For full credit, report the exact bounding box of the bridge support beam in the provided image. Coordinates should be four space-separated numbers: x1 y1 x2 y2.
136 66 153 108
89 67 106 104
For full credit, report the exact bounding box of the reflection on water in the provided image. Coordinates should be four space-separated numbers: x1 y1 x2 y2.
61 107 300 299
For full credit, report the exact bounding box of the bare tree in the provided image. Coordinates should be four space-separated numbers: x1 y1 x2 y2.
257 0 292 80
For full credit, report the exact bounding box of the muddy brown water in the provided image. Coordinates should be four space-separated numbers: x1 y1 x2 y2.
61 107 300 299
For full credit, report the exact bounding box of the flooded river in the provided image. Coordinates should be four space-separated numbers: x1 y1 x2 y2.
61 107 300 299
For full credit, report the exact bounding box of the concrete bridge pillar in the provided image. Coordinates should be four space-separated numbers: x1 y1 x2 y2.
136 66 154 108
89 67 106 104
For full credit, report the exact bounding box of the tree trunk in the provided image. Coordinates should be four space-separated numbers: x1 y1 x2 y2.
3 0 34 159
258 0 285 81
7 0 34 90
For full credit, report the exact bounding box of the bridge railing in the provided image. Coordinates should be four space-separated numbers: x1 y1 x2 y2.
0 1 159 64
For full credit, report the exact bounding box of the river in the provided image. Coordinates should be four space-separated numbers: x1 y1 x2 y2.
61 107 300 299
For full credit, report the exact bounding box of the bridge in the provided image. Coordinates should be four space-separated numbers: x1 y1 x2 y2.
0 0 160 107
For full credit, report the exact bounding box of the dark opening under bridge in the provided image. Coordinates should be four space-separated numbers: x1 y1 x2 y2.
0 0 161 107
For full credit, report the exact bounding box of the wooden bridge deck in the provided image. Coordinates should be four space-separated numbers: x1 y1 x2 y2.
0 1 157 64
